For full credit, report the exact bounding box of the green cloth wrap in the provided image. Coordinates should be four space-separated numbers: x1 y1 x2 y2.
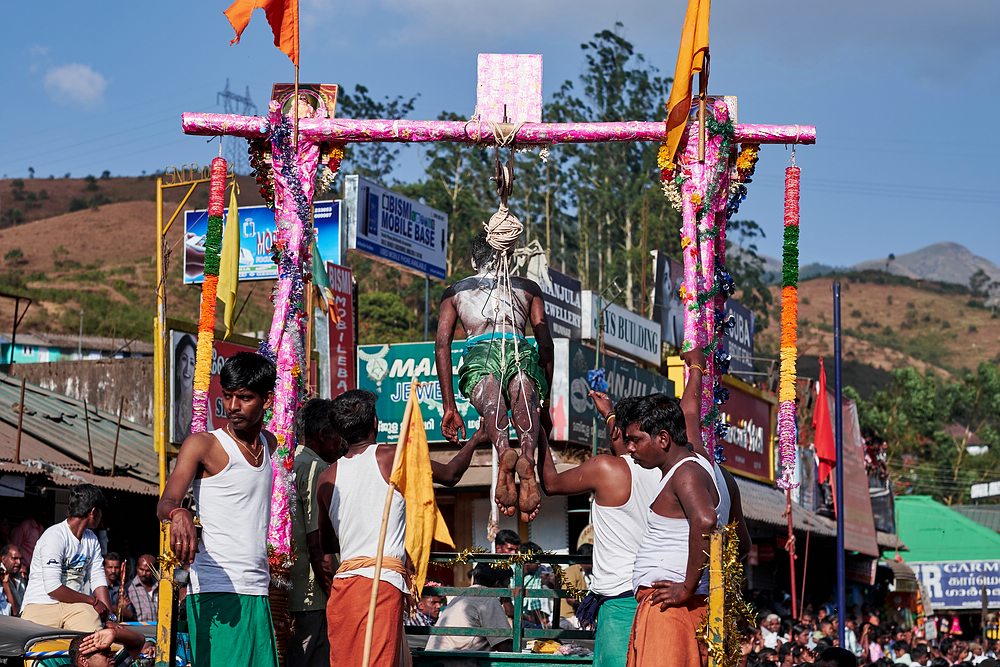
187 592 279 667
594 595 639 667
458 339 548 402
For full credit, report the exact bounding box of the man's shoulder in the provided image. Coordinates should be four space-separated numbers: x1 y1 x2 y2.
510 276 543 296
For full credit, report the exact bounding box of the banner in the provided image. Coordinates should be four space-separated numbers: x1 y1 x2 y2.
910 561 1000 610
722 299 755 380
651 252 685 349
327 263 356 398
526 265 582 339
580 292 661 366
836 399 881 557
184 200 340 284
169 330 257 443
344 175 448 279
717 376 776 483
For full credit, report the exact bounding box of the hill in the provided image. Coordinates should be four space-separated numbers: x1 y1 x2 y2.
854 241 1000 286
756 271 1000 386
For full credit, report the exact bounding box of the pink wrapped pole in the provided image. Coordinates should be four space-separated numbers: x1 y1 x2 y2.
181 112 816 146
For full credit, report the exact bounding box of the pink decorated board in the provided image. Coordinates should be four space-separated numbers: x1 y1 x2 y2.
476 53 543 123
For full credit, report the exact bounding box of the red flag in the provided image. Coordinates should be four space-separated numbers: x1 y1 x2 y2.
224 0 299 67
813 358 836 484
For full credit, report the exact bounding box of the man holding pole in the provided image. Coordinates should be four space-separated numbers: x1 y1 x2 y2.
317 389 485 666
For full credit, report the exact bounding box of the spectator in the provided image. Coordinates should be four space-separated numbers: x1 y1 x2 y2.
288 398 342 667
425 563 513 653
911 645 929 667
520 542 553 628
68 622 147 666
124 554 159 623
103 552 134 621
819 620 835 642
10 516 44 572
815 646 859 667
844 617 861 657
762 614 783 649
407 584 444 627
970 644 987 665
494 530 521 555
892 641 913 666
20 484 111 631
1 544 25 616
793 624 815 649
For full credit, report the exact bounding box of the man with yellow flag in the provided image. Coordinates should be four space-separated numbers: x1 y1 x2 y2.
317 388 487 666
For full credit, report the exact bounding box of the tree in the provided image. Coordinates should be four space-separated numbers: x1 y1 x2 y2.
727 219 774 330
27 167 34 179
337 84 418 183
969 268 991 297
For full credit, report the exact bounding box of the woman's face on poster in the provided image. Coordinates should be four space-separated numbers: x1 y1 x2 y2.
178 344 195 389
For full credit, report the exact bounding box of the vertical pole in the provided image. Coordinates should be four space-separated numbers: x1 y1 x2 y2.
707 531 724 667
293 66 300 147
833 281 846 645
78 308 83 358
424 276 430 340
785 488 798 619
111 396 124 477
8 297 18 366
83 400 94 474
156 522 178 667
14 378 26 463
512 560 524 652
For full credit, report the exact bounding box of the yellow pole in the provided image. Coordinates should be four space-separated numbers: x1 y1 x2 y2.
707 531 725 667
155 523 177 667
361 379 416 666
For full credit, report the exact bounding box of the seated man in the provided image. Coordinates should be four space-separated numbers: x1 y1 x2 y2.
68 623 147 667
425 563 513 653
407 585 444 627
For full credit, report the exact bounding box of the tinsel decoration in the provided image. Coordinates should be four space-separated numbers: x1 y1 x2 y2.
438 547 586 601
262 106 322 584
190 156 228 433
248 138 275 208
776 163 801 490
697 523 758 667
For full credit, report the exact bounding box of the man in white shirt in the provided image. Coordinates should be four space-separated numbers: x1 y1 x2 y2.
20 484 111 631
426 563 513 653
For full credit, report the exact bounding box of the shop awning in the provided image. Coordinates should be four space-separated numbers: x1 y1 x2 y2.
880 558 920 592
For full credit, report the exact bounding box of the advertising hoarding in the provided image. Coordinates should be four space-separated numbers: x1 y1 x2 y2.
580 291 661 366
327 263 356 398
722 299 755 381
910 561 1000 610
525 266 582 339
344 175 448 280
651 252 685 350
184 200 341 284
717 376 776 483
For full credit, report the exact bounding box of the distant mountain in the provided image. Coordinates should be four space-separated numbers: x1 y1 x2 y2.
853 242 1000 288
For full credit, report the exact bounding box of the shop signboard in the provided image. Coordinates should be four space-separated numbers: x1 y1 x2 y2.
327 263 356 398
722 299 755 381
580 292 661 366
910 561 1000 610
651 252 685 349
717 376 776 483
525 265 582 340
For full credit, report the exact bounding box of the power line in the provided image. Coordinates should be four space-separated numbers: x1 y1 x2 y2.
216 79 257 174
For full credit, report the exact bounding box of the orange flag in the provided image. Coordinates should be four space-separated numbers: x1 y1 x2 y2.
224 0 299 67
663 0 711 168
813 358 836 484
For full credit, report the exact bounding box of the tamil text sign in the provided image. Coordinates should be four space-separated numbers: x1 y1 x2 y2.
910 561 1000 610
718 376 775 483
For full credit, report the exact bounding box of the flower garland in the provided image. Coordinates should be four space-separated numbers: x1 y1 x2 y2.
190 156 228 433
248 138 275 208
697 522 758 667
315 145 345 196
261 105 323 584
776 164 801 489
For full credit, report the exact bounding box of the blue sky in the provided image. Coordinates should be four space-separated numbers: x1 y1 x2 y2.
2 0 999 267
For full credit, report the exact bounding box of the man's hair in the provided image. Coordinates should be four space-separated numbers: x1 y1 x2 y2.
495 529 520 549
67 484 107 518
296 398 333 447
816 647 859 667
220 352 276 397
105 551 122 563
893 642 911 654
576 543 593 557
520 541 543 556
621 393 690 451
1 544 16 559
911 646 928 661
330 390 378 445
471 563 512 588
471 230 497 270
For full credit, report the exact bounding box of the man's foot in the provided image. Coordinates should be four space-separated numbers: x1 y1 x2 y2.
495 449 519 517
515 455 541 522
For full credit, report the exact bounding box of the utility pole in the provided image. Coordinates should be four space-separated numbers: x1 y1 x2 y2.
216 79 257 175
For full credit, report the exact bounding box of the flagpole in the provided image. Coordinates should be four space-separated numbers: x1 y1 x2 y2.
362 378 417 667
833 281 846 645
293 0 300 147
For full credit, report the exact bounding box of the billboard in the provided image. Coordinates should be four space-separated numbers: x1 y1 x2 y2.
722 299 755 381
184 201 341 284
344 175 448 280
910 561 1000 610
327 263 356 398
580 292 661 366
169 330 258 444
525 265 582 339
717 376 776 483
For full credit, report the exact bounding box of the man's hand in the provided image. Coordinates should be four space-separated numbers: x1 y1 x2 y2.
169 509 198 566
80 627 116 655
681 346 706 370
441 409 466 442
588 391 614 420
92 597 110 620
648 580 694 610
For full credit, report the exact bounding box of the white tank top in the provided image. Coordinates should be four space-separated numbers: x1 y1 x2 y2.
632 455 720 594
590 456 661 595
190 428 272 595
330 445 408 593
713 461 732 526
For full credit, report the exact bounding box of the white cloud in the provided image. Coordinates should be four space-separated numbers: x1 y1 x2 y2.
44 63 108 108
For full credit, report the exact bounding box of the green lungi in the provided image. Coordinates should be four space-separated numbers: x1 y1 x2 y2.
458 338 549 402
594 596 639 667
187 592 279 667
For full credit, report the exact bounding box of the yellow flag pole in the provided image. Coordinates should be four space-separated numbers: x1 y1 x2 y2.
361 378 417 666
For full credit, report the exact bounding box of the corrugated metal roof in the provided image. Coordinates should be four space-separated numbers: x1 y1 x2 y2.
896 495 1000 562
0 373 157 495
951 504 1000 533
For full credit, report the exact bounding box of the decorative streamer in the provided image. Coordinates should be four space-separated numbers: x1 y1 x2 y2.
777 162 801 489
190 156 228 433
697 523 758 667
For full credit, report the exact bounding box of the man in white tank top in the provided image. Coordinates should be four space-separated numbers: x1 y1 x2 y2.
317 390 486 667
157 352 280 667
537 391 660 667
620 379 720 667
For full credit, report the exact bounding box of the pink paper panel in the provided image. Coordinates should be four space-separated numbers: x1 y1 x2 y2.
476 54 543 123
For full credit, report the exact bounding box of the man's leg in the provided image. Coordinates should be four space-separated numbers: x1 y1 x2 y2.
470 374 517 517
21 602 101 632
507 371 541 521
594 596 639 667
288 610 329 667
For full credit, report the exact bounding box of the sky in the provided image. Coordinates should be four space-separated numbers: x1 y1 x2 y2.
2 0 999 268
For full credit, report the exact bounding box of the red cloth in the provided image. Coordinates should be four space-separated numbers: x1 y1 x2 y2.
813 358 836 484
627 588 708 667
224 0 299 66
327 576 406 667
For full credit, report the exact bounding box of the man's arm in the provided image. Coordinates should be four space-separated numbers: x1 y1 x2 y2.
2 571 19 616
680 347 708 459
528 288 555 390
87 548 112 613
538 430 623 504
79 623 147 660
156 432 212 565
431 428 488 487
316 465 340 557
435 290 465 442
